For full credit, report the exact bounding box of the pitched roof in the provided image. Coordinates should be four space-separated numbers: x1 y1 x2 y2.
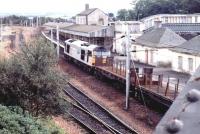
135 28 186 48
43 22 74 28
77 8 97 16
62 24 108 33
171 35 200 56
162 23 200 33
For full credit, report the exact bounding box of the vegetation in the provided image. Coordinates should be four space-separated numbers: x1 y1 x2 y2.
1 15 57 26
116 9 136 21
116 0 200 20
0 37 67 116
0 105 64 134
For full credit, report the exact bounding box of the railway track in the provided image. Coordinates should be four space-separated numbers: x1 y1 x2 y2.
64 82 139 134
68 103 115 134
43 33 172 113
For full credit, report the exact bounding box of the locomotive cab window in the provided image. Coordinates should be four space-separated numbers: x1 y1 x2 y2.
94 47 109 57
88 51 92 56
66 45 70 53
81 50 85 61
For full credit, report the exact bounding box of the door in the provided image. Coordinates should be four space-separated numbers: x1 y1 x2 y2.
87 51 92 62
66 45 70 53
145 49 149 64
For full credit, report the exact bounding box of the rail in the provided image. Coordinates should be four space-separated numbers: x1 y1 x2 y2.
64 82 139 134
66 101 115 134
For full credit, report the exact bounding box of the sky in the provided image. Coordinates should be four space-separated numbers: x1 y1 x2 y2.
0 0 133 17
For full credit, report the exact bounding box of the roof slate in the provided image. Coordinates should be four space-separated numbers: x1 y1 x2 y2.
77 8 97 16
171 35 200 56
43 22 74 28
162 23 200 33
62 24 109 33
136 28 186 48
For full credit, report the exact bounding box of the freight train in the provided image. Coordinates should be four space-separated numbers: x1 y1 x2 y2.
63 39 111 68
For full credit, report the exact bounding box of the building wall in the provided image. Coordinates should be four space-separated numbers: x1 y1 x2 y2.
131 43 174 66
142 14 200 30
113 33 142 54
111 21 144 54
131 44 156 65
87 9 108 26
111 21 145 33
171 51 200 74
76 16 87 25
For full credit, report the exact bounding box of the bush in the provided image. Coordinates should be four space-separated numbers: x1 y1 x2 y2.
0 37 67 116
0 104 64 134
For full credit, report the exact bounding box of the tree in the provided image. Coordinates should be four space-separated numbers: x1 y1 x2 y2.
0 37 67 116
127 9 136 20
131 0 200 19
116 9 129 21
182 0 200 13
0 105 64 134
108 13 114 18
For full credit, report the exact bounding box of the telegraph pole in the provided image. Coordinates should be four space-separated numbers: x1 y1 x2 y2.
0 17 2 43
125 22 131 110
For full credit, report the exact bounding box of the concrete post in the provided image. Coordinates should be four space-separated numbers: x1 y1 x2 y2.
0 18 2 43
51 29 53 41
125 23 131 110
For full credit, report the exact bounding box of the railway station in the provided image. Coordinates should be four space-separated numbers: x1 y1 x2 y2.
1 1 200 134
40 3 200 134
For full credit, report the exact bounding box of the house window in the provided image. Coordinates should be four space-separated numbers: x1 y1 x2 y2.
195 16 198 23
133 46 137 58
150 50 154 64
188 58 193 71
165 17 168 23
178 56 183 70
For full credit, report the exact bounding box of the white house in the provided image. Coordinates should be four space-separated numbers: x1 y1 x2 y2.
76 4 108 26
109 21 145 34
132 28 186 66
170 35 200 74
110 21 145 54
141 14 200 30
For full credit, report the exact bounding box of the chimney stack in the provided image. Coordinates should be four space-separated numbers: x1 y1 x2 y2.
154 21 162 28
85 4 89 10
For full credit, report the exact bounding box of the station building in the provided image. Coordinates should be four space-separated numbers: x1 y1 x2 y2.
170 35 200 74
76 4 109 26
131 28 186 66
142 14 200 30
43 4 114 50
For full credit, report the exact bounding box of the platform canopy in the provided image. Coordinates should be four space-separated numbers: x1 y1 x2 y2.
60 24 114 38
